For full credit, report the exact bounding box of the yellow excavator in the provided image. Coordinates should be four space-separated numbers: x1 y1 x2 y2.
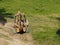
13 10 29 33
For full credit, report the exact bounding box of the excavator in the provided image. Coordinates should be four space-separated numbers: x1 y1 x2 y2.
13 10 29 33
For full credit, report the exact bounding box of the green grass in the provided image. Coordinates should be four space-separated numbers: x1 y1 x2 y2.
0 0 60 14
0 0 60 45
29 14 60 45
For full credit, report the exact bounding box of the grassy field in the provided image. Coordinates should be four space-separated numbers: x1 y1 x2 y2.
0 0 60 14
29 14 60 45
0 0 60 45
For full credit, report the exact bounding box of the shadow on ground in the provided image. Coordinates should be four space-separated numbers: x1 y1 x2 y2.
56 29 60 36
0 0 2 1
17 30 26 34
0 8 14 25
0 0 3 2
56 17 60 21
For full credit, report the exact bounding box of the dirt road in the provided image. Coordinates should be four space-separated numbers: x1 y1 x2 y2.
0 22 35 45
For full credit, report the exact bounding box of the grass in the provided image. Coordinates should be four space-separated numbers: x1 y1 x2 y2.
29 14 60 45
0 0 60 15
0 0 60 45
0 33 13 40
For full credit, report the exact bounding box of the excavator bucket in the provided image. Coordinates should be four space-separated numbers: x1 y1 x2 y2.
15 27 20 32
23 27 26 32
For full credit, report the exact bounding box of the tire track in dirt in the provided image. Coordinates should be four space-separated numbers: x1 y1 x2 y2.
0 22 35 45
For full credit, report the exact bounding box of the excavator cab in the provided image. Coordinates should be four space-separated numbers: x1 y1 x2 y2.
13 11 29 33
